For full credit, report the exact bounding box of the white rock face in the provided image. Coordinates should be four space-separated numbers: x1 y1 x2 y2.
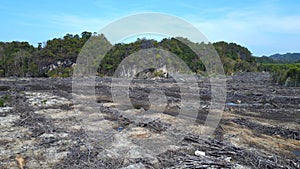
194 150 206 156
0 114 19 128
233 164 251 169
157 65 168 78
121 163 146 169
0 106 13 113
25 92 71 107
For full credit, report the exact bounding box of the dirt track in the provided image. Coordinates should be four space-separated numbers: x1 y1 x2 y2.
0 72 299 168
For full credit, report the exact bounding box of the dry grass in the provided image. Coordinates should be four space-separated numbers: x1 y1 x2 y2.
223 121 300 156
128 127 152 139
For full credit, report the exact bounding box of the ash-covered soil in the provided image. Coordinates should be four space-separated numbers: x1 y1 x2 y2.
0 72 299 169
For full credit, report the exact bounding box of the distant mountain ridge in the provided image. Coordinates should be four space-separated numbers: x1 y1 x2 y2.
256 53 300 63
270 53 300 63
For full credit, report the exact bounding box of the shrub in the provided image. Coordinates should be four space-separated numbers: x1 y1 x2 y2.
153 70 166 78
0 99 4 107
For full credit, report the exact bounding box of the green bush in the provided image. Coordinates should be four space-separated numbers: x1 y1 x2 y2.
0 99 4 107
0 69 5 77
153 70 166 78
47 67 73 78
0 94 10 107
259 63 300 86
285 67 300 86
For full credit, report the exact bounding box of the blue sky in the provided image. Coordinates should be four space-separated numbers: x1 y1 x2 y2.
0 0 299 56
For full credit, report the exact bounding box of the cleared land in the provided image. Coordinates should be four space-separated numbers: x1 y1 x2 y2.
0 72 299 168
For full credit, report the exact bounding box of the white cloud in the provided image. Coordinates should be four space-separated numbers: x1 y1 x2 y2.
48 14 109 32
35 5 300 56
187 7 300 55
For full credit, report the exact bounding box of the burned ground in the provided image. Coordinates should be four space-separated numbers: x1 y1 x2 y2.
0 72 299 168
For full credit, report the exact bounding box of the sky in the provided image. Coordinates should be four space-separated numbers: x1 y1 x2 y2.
0 0 299 56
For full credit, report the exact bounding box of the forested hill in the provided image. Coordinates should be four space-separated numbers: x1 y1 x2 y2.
270 53 300 63
256 53 300 64
0 31 257 77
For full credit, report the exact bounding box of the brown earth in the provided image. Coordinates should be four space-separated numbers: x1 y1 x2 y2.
0 72 299 168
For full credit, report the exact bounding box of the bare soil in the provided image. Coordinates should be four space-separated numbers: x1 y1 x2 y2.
0 72 299 168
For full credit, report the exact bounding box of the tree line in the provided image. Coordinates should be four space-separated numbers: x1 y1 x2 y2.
0 31 298 86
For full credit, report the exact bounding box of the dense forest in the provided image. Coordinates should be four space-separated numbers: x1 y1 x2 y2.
0 31 299 86
0 31 93 77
